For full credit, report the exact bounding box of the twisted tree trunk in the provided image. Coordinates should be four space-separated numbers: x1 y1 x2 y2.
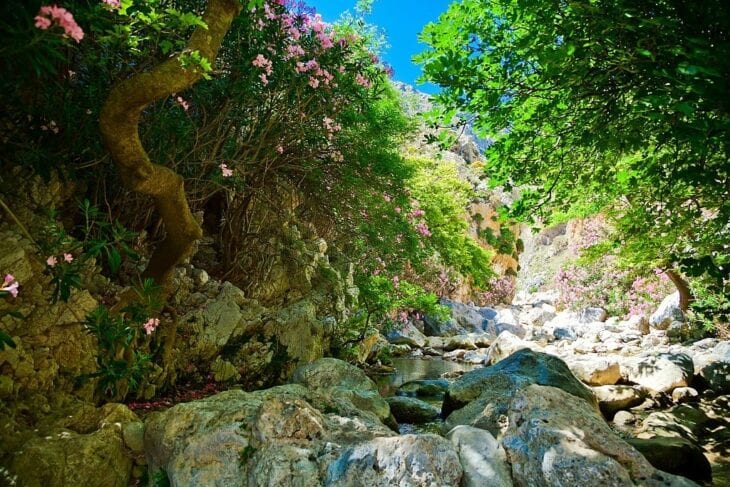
666 269 693 311
100 0 241 290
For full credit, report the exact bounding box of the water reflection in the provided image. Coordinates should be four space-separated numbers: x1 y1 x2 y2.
372 357 482 397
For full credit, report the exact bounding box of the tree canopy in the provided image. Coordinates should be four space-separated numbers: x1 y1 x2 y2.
417 0 730 323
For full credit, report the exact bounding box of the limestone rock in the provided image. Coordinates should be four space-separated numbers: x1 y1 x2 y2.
485 331 539 365
385 397 440 424
627 437 711 484
671 387 699 404
592 385 646 417
12 425 132 487
502 385 697 487
621 352 693 393
324 434 463 486
566 357 622 386
386 321 427 348
447 426 512 487
650 292 684 330
443 349 597 436
579 307 608 323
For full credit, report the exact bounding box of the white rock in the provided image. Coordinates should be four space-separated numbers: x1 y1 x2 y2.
447 426 512 487
650 292 684 330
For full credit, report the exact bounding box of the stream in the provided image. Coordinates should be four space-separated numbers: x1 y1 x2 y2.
371 357 481 398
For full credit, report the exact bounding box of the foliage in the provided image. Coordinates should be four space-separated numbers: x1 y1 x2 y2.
418 0 730 324
37 200 138 302
80 278 162 398
554 254 674 318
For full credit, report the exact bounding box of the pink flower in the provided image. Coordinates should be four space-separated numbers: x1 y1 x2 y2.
1 275 19 298
46 256 58 267
63 253 73 263
355 73 371 88
35 16 52 29
308 77 320 88
259 73 269 85
35 5 84 43
252 54 273 75
220 163 233 177
395 207 401 214
415 222 432 237
143 318 160 335
175 95 190 111
102 0 120 8
392 275 400 288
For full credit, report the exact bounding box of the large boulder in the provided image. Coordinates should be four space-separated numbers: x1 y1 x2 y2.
422 316 468 337
386 321 427 348
292 358 392 426
579 307 608 323
650 292 685 330
443 349 598 435
485 331 540 365
323 434 463 486
502 385 696 487
447 426 512 487
10 403 139 487
145 385 462 486
566 357 622 386
627 437 712 484
592 385 646 417
441 299 497 334
386 397 440 424
693 341 730 394
621 352 694 393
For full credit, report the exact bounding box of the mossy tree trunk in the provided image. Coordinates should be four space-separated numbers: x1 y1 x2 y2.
100 0 242 291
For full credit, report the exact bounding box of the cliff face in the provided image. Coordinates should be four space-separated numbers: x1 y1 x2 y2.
395 82 520 303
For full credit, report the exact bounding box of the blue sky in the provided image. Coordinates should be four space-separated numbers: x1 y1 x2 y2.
307 0 453 93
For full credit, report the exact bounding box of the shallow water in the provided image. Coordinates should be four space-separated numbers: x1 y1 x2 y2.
371 357 481 397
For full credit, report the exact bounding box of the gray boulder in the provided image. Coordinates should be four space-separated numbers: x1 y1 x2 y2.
579 307 608 323
592 385 646 417
650 292 685 330
397 379 449 399
621 352 694 393
443 349 598 436
386 321 427 348
502 385 697 487
386 397 440 424
447 426 512 487
694 341 730 394
627 437 711 484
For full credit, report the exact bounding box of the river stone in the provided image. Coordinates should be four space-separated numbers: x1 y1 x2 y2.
397 379 449 399
650 292 684 330
592 385 645 417
627 437 711 484
447 426 512 487
442 298 497 334
292 358 391 425
671 387 699 404
623 315 650 335
621 352 693 393
462 349 489 364
694 341 730 394
386 321 427 348
122 421 145 452
613 411 637 426
502 385 697 487
422 316 467 337
12 425 132 487
485 331 540 365
566 357 622 386
579 307 608 323
443 349 598 436
324 434 462 486
385 397 440 424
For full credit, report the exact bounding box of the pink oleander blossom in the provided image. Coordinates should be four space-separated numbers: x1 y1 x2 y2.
1 275 19 298
46 256 58 267
220 163 233 177
35 5 84 43
143 318 160 335
102 0 120 8
355 73 371 88
63 253 73 263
